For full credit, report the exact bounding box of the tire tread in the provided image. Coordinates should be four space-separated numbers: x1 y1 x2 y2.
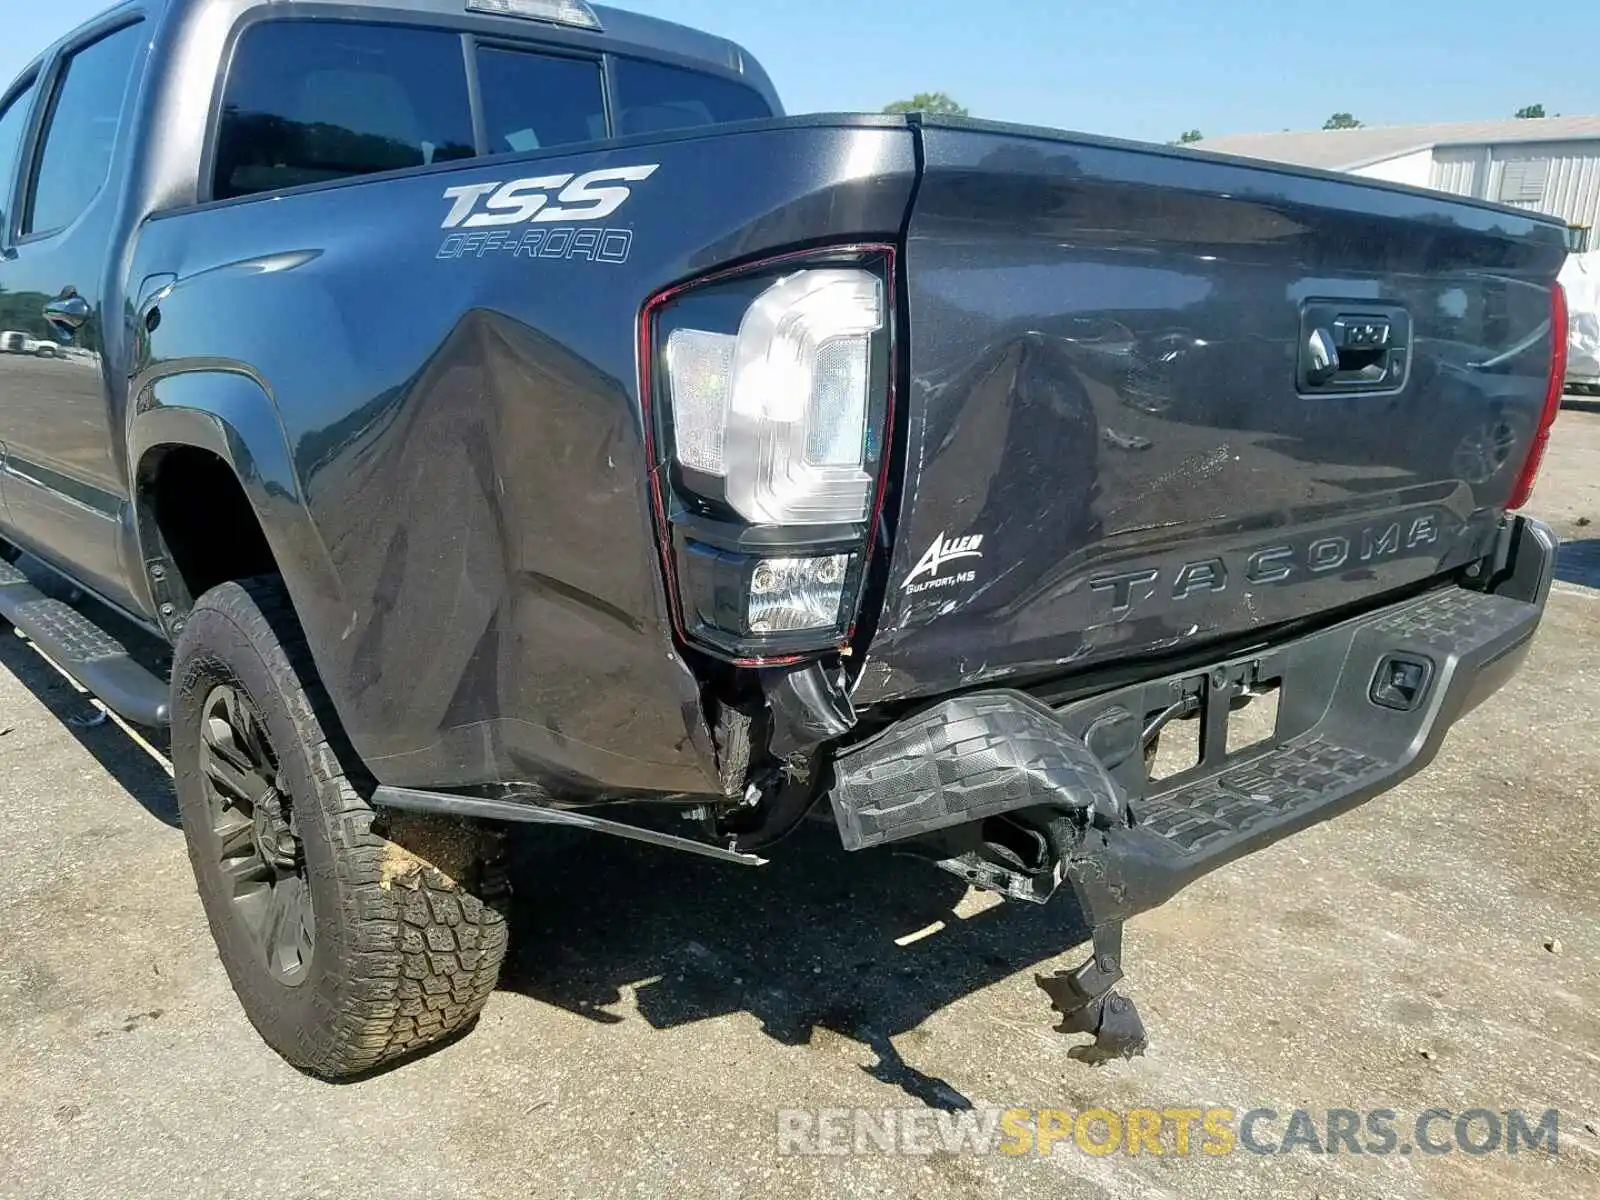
175 577 507 1079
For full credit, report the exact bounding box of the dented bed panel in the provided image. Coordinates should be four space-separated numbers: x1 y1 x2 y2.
854 119 1568 705
135 119 918 795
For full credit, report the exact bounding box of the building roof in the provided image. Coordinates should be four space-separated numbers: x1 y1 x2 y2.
1201 115 1600 170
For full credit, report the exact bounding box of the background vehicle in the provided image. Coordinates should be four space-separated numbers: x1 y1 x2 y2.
1560 251 1600 393
0 331 52 354
0 0 1568 1075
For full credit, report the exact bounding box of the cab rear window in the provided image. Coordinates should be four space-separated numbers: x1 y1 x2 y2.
609 57 771 137
476 46 606 156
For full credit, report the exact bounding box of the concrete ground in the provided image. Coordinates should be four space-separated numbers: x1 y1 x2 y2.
2 408 1597 1200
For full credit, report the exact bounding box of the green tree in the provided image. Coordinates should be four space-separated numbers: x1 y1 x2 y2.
1174 130 1204 144
883 92 969 117
1322 112 1363 130
1514 103 1547 119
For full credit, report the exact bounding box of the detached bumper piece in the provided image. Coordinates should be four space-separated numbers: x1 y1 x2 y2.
1035 924 1147 1065
829 518 1555 1063
829 693 1125 851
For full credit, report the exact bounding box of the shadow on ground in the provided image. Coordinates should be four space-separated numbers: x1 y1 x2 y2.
498 822 1092 1109
0 623 1092 1105
0 630 178 827
1556 537 1600 589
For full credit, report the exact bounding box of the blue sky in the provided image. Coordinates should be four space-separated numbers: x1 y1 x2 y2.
3 0 1596 145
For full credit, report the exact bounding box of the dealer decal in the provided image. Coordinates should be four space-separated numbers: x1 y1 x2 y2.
904 531 984 595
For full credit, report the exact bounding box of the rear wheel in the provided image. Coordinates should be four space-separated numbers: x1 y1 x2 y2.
171 578 508 1078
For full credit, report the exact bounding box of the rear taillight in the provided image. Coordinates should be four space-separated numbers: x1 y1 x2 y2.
665 267 883 525
1509 282 1568 510
640 246 896 665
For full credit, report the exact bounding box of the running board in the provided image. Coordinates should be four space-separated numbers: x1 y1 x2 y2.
371 785 769 867
0 560 170 727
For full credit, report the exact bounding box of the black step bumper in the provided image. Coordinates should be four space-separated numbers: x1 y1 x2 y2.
830 517 1557 922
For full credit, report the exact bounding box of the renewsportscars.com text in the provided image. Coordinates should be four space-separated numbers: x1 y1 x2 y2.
776 1106 1563 1158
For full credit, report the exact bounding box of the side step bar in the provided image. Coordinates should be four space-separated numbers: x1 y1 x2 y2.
0 559 170 727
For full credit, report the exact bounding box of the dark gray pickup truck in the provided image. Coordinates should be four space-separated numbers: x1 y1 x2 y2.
0 0 1568 1077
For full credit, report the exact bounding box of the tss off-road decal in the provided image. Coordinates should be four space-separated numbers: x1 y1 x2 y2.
436 164 658 265
439 164 659 228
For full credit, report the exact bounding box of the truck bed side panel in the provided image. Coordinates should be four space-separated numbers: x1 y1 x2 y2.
131 120 916 794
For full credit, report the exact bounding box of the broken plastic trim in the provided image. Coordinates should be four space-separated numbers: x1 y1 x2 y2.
763 659 856 758
371 786 768 866
828 691 1127 853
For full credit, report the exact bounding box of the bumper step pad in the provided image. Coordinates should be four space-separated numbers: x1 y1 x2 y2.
1055 587 1541 931
0 560 170 727
1136 736 1387 857
834 580 1543 912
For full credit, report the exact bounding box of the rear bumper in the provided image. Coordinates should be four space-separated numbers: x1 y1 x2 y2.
829 517 1556 921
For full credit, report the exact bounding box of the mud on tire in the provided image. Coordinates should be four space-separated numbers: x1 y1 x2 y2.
171 577 508 1079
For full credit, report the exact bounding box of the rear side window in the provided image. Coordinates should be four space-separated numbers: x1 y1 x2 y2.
24 21 144 236
610 57 770 137
477 47 605 156
214 21 475 200
0 76 39 227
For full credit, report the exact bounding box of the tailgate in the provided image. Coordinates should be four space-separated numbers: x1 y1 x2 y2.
855 119 1569 703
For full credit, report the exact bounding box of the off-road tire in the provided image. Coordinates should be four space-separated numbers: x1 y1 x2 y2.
172 577 509 1079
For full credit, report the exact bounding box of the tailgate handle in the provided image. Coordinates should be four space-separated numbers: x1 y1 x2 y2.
1305 328 1339 384
1299 302 1410 393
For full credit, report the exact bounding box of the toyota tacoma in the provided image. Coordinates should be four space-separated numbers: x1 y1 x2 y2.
0 0 1568 1075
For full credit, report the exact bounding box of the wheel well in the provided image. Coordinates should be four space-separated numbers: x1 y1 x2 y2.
139 445 278 609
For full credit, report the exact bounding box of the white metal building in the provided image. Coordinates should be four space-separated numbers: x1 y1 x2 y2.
1202 116 1600 247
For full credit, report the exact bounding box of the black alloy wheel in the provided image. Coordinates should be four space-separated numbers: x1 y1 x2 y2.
201 683 315 984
